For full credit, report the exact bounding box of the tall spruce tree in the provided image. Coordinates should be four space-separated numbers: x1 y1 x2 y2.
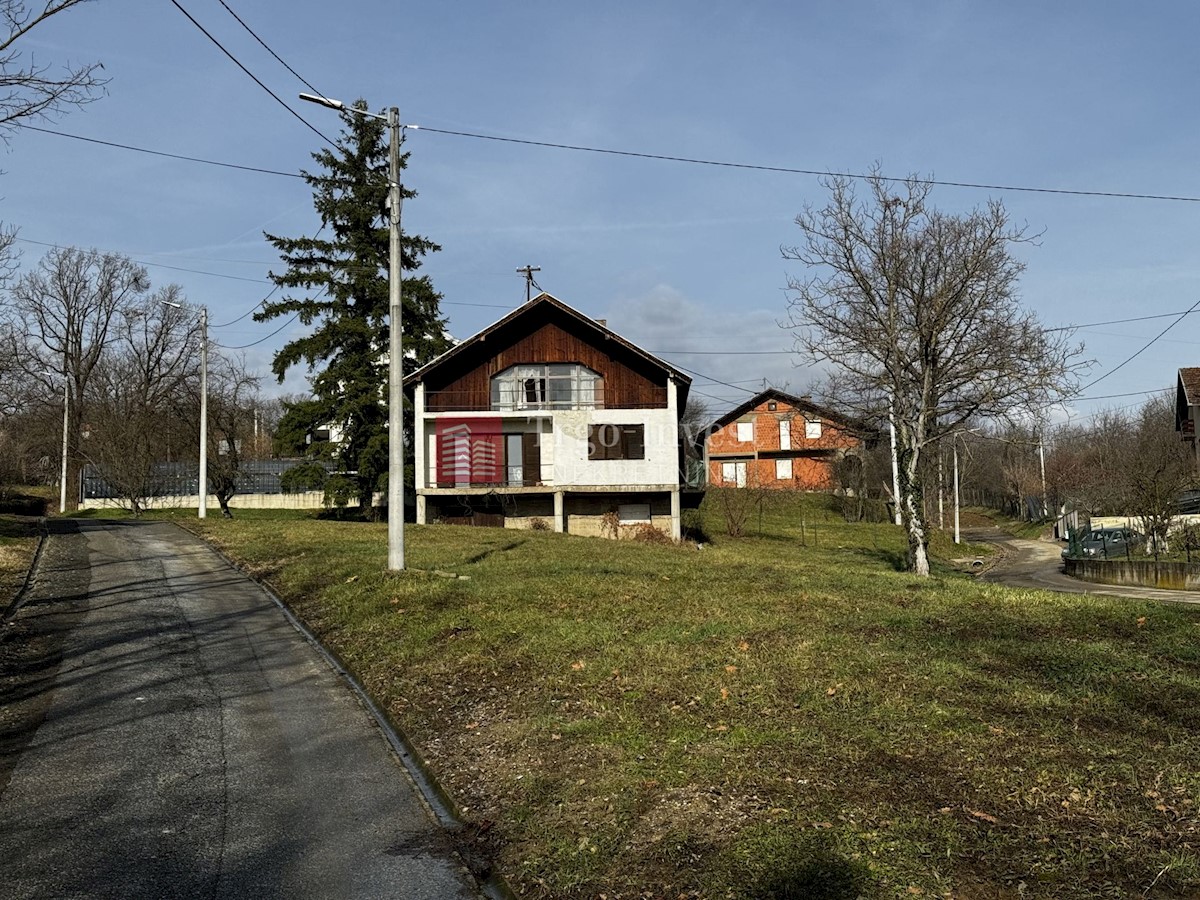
259 101 450 510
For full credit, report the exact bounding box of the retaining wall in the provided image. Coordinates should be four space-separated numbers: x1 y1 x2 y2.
1065 557 1200 591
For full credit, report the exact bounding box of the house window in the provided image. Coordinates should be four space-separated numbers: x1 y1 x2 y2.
491 364 601 411
775 458 793 480
523 377 546 405
721 461 747 487
778 419 791 451
736 421 753 442
588 424 645 460
618 503 652 524
767 401 777 411
805 419 822 439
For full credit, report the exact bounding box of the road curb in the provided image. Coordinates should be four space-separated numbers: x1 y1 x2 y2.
169 521 516 900
1 517 52 627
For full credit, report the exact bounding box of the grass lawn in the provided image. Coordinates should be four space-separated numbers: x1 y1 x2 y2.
158 494 1200 899
0 519 39 606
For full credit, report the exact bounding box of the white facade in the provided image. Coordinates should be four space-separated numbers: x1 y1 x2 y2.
412 380 685 539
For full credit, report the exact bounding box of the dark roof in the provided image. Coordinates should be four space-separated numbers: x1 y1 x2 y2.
404 293 691 402
701 388 873 440
1175 368 1200 431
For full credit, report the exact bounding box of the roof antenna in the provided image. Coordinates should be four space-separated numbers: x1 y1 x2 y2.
516 265 542 303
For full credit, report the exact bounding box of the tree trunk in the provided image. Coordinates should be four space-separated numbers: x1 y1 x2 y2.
898 444 931 576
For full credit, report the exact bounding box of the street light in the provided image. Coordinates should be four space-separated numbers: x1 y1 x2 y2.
44 370 68 514
300 92 405 571
163 298 208 519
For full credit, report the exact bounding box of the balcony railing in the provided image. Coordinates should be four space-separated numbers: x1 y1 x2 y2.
422 386 668 412
425 460 556 490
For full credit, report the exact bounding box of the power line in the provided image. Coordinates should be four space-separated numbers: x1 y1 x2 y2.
167 0 336 149
14 237 272 283
211 284 280 328
1076 387 1172 402
1078 298 1200 392
652 348 791 356
217 313 298 349
1046 309 1199 332
668 360 759 395
14 124 304 178
221 285 330 349
409 125 1200 205
214 0 323 95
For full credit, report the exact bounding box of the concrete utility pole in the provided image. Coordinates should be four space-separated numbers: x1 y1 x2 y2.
387 105 404 570
199 305 208 519
161 298 208 519
300 92 406 570
516 265 541 302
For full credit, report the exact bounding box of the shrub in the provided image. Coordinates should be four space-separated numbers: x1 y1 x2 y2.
632 522 672 544
600 509 620 538
529 517 551 531
323 474 356 510
280 462 328 494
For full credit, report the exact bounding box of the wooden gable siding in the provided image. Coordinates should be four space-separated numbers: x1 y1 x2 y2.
424 321 667 412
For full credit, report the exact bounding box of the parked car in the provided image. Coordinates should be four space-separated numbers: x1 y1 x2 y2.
1062 527 1141 560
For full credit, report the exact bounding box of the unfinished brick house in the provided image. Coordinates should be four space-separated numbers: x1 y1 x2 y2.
700 388 870 490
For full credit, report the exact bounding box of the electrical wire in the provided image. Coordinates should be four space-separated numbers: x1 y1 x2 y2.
667 360 759 395
210 284 280 328
1046 309 1199 332
167 0 336 149
651 348 791 356
14 124 304 177
1078 297 1200 392
14 237 272 283
214 0 323 95
409 125 1200 204
217 312 299 349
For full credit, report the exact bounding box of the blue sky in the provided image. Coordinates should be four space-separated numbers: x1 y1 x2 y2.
5 0 1199 423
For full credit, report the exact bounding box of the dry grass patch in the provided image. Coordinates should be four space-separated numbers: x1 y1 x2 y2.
162 497 1200 899
0 517 40 605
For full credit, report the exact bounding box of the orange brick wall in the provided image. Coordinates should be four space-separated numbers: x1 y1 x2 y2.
705 399 862 491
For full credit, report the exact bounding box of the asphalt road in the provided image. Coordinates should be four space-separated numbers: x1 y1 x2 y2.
0 519 483 900
969 526 1200 605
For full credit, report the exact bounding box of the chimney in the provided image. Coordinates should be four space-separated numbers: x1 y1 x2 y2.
596 318 607 327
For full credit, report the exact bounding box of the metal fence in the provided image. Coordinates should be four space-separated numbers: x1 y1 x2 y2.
82 459 335 500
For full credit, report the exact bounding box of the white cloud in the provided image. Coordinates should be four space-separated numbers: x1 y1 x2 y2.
601 283 827 415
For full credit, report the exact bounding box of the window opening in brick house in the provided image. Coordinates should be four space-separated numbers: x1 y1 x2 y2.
805 418 822 439
736 421 753 442
775 458 793 480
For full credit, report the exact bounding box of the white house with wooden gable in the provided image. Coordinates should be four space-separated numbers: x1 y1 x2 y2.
403 293 696 539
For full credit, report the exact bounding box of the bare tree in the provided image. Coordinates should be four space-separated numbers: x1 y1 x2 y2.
4 246 150 506
84 288 199 514
200 353 261 518
0 0 107 138
1120 396 1194 558
784 170 1084 574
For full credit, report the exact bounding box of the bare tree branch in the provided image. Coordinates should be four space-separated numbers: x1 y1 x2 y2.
783 167 1087 573
0 0 107 139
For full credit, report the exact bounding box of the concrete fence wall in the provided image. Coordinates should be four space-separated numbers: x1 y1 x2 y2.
1065 557 1200 591
80 491 334 511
